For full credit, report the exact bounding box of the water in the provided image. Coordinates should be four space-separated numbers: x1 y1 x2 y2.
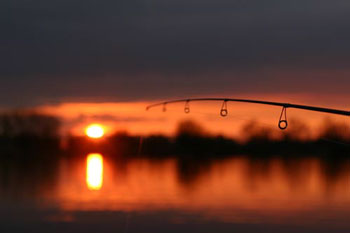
1 153 350 232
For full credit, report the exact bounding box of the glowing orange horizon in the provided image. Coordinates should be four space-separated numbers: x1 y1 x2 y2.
36 95 350 139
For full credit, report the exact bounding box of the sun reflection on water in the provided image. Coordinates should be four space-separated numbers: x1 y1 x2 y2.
86 153 103 190
51 156 350 226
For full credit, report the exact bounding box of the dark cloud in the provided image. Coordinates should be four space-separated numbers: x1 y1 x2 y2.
1 0 350 106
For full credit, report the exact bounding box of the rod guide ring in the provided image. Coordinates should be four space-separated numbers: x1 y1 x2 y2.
278 120 288 130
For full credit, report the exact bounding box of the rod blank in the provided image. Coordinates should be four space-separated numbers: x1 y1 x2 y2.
146 98 350 117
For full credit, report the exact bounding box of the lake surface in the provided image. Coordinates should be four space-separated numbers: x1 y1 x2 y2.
1 153 350 232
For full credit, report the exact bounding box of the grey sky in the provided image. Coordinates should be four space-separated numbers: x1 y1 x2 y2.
2 0 350 107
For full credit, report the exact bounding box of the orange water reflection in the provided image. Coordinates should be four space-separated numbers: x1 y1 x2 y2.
86 153 103 190
53 155 350 224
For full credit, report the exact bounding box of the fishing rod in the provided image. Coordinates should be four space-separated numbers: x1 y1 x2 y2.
146 98 350 130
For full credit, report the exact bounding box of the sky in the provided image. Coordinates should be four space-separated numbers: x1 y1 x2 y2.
2 1 350 136
2 0 350 107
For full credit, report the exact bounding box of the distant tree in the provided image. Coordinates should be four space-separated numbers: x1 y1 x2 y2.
317 118 350 142
240 120 277 143
281 118 312 142
175 120 208 137
0 112 60 138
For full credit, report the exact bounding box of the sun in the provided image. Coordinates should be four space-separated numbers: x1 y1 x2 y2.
85 124 105 139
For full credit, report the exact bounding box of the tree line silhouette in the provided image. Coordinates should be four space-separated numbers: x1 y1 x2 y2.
1 111 350 158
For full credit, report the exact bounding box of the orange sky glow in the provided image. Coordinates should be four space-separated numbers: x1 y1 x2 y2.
36 94 350 139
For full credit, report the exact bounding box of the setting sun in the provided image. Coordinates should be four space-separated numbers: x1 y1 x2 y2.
85 124 105 138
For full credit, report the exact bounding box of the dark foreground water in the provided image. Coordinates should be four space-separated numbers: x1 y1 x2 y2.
0 153 350 233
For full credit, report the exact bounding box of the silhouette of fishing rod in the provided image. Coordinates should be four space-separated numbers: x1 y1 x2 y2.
146 98 350 130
